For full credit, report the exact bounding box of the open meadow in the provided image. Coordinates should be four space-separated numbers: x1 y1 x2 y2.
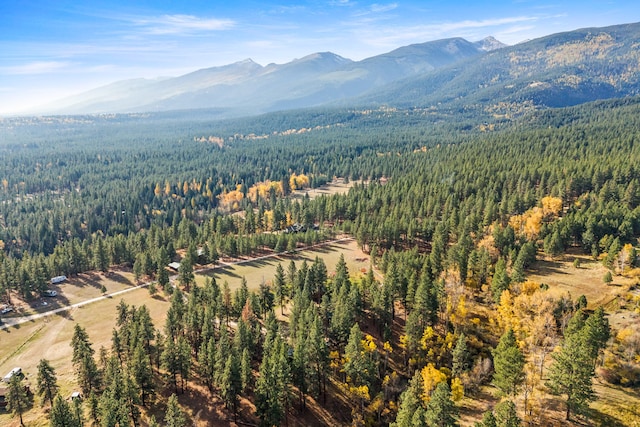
197 238 372 291
526 252 640 426
0 239 369 426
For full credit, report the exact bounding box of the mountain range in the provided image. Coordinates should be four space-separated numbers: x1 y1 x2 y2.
40 22 640 117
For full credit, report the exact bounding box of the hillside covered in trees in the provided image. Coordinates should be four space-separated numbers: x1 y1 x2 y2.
1 97 640 426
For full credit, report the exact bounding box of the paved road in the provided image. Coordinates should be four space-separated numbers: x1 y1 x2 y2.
0 237 354 330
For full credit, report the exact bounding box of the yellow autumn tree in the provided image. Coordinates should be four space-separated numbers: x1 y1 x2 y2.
450 377 464 401
289 173 310 190
618 243 636 273
421 363 447 403
496 289 520 335
541 196 563 217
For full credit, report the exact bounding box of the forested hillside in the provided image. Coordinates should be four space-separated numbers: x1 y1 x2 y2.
1 97 640 426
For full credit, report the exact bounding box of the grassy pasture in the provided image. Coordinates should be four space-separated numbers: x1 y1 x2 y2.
526 251 640 426
290 177 357 200
0 239 367 426
197 238 370 291
527 251 633 308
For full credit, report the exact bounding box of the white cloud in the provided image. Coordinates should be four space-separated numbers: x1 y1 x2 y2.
354 15 541 48
370 3 398 13
1 61 72 75
330 0 355 6
131 14 235 35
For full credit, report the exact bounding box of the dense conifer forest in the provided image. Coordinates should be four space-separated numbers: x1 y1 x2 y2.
2 97 640 425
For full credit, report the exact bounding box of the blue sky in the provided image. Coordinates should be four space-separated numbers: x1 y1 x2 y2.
1 0 638 114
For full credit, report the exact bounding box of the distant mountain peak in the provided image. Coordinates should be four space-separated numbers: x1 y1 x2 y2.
236 58 260 66
475 36 507 51
295 52 352 63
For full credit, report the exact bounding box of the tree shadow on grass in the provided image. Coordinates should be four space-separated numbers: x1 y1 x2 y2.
530 259 570 277
588 409 628 427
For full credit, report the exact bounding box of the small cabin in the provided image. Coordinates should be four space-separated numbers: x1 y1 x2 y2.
3 367 22 383
168 262 181 271
71 391 82 401
51 275 67 284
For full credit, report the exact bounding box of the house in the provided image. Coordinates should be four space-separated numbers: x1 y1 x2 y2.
71 391 82 401
3 367 22 383
168 262 181 271
50 275 67 284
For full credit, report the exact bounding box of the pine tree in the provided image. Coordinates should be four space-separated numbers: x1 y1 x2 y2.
148 415 159 427
255 334 290 427
583 307 610 365
475 410 497 427
307 308 329 400
220 353 242 421
71 393 84 427
50 393 81 427
7 374 30 426
197 336 217 392
36 358 58 407
157 247 170 290
178 252 194 291
392 371 425 427
452 333 470 377
543 231 563 259
493 400 520 427
274 263 287 314
292 319 310 409
165 394 187 427
424 382 458 427
546 311 600 420
240 347 252 392
161 337 181 394
93 236 110 272
87 390 100 425
343 323 376 390
131 343 154 406
492 329 524 397
177 335 191 393
491 258 510 303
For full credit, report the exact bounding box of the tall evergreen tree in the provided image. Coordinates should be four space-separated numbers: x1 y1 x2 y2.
93 236 110 272
452 333 470 377
424 382 458 427
220 353 242 421
274 263 287 314
475 410 497 427
36 358 58 407
50 393 81 427
7 374 30 427
493 400 521 427
492 329 524 397
491 258 510 303
70 324 100 394
255 334 290 427
178 252 194 292
165 394 188 427
392 371 426 427
131 343 154 406
546 310 604 420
